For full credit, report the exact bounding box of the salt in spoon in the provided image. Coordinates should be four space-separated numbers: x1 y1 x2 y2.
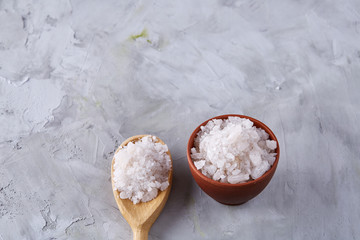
111 135 173 240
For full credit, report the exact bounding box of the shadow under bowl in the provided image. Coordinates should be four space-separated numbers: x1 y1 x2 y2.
186 114 280 205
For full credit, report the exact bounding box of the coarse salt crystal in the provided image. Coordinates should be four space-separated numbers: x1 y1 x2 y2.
266 140 277 150
194 160 206 170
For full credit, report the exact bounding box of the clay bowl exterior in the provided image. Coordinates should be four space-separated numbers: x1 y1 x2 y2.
187 114 280 205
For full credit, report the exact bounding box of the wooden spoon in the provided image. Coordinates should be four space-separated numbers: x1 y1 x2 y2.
111 135 173 240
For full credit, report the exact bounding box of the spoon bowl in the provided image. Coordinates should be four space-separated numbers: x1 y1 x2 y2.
111 135 173 240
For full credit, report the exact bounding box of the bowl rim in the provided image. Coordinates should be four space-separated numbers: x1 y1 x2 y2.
186 114 280 187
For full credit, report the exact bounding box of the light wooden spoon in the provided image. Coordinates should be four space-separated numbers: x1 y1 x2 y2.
111 135 173 240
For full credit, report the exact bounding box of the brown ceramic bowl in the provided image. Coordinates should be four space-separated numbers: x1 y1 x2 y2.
187 114 280 205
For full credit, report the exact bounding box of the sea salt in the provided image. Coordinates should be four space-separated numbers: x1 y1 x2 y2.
113 136 171 204
191 117 277 184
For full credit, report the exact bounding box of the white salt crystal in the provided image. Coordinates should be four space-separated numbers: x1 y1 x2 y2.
194 160 206 170
213 170 222 181
207 165 217 175
249 151 262 166
266 140 277 150
251 161 270 179
113 136 171 204
228 163 237 173
228 173 250 184
191 117 277 184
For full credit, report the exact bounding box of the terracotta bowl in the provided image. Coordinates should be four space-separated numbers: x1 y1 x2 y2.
187 114 280 205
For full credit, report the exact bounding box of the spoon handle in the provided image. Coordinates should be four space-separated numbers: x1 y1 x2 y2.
133 227 149 240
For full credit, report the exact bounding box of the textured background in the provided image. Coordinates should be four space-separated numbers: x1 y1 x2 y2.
1 0 360 239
